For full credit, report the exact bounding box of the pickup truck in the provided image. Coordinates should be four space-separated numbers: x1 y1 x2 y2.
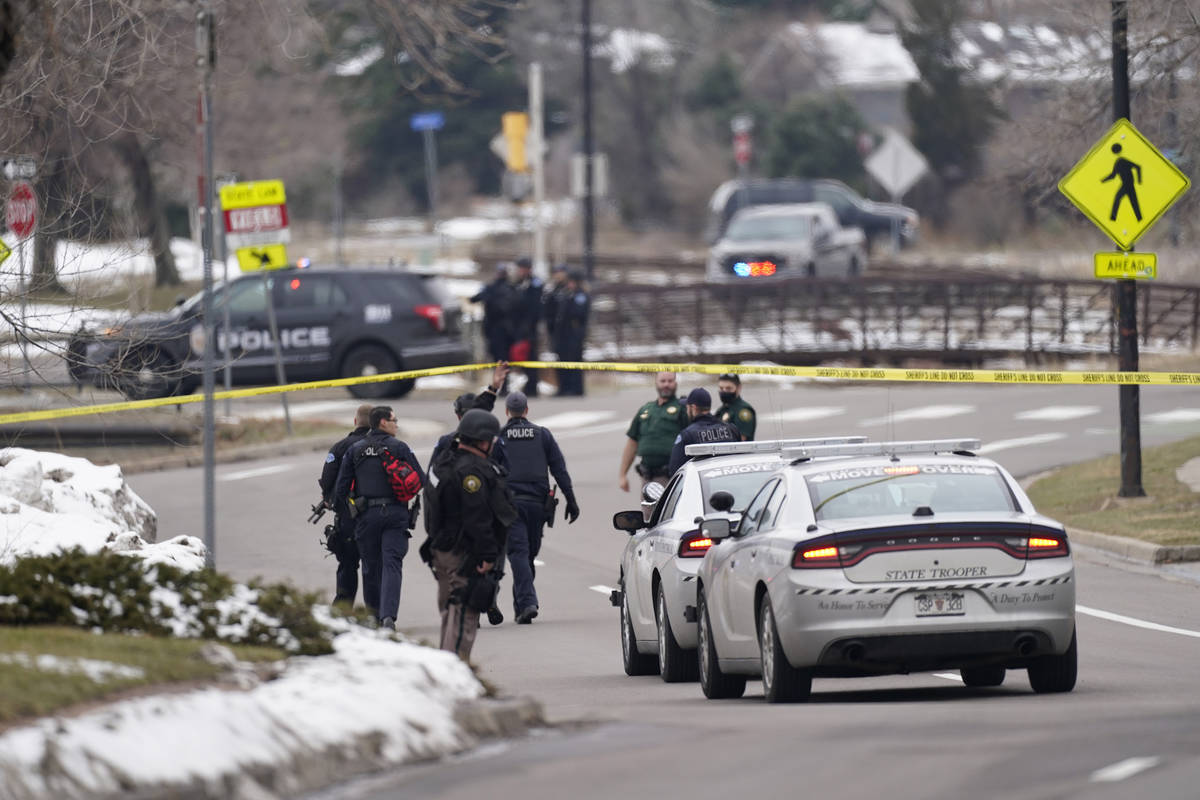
705 203 867 283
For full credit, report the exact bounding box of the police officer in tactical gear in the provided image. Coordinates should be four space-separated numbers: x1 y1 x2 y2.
470 264 517 371
429 362 510 470
714 373 756 441
333 406 425 631
317 403 373 606
618 371 687 492
510 257 544 397
499 391 580 624
667 387 742 474
423 409 517 660
551 270 589 397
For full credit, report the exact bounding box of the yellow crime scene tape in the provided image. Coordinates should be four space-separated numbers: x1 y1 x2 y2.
3 360 1200 427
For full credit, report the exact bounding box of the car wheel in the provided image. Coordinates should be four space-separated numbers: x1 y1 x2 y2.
116 347 180 400
621 587 657 676
1027 628 1078 694
759 594 811 703
342 344 415 399
697 587 746 700
960 665 1006 687
656 583 698 683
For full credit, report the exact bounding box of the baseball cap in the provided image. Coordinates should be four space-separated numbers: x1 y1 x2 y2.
506 391 529 412
686 387 711 408
515 257 533 269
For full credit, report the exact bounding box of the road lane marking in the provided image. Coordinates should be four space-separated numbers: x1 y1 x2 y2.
858 405 974 427
1090 756 1161 783
1015 405 1100 421
932 672 962 682
535 410 615 429
219 464 293 481
1145 408 1200 424
589 585 615 595
761 406 844 424
977 432 1067 454
558 421 631 440
1077 604 1200 639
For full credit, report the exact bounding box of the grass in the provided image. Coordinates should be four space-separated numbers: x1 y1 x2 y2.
0 626 284 725
1027 433 1200 546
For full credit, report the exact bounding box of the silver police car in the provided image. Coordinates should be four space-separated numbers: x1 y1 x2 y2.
610 437 865 682
693 439 1077 702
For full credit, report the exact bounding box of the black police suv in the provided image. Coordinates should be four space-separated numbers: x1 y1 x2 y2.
67 266 470 400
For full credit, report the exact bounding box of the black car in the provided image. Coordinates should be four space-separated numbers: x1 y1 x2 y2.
67 266 471 400
705 178 919 250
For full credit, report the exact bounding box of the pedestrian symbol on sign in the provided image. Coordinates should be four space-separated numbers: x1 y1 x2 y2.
1102 144 1142 222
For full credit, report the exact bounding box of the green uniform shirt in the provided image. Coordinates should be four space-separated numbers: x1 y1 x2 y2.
716 397 756 441
626 396 686 472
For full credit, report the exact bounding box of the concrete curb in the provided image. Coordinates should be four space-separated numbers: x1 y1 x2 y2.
1067 526 1200 565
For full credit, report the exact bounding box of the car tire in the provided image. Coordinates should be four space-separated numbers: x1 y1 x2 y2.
116 347 180 401
960 665 1006 687
342 344 415 399
621 587 657 677
1027 627 1078 694
759 595 811 703
656 583 698 683
697 587 746 700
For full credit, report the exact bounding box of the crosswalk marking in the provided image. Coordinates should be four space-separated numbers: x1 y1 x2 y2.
1145 408 1200 424
978 432 1067 454
219 464 293 482
1015 405 1100 421
535 410 616 429
1090 757 1161 783
760 406 845 423
858 404 974 427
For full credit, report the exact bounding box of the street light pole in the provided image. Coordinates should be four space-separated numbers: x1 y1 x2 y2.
581 0 595 281
1112 0 1144 497
197 2 218 566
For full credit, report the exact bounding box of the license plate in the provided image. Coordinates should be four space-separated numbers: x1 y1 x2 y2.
914 591 964 617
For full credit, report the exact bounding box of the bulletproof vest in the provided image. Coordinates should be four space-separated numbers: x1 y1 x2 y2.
501 418 549 496
686 415 740 447
351 432 405 499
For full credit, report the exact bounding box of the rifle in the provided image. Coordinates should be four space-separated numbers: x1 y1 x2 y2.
308 500 329 525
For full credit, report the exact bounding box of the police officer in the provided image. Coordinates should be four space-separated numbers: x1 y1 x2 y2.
333 406 425 630
542 263 569 343
510 257 544 397
618 371 687 492
667 387 741 474
499 391 580 624
317 403 373 606
714 373 756 441
470 263 517 369
552 270 589 397
423 409 517 660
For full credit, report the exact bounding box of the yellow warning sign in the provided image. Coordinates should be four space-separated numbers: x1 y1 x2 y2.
219 180 286 211
1094 251 1156 280
1059 119 1190 251
236 243 289 272
0 237 10 266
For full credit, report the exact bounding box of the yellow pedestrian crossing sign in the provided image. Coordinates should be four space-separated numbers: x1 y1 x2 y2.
1059 118 1190 251
236 243 288 272
0 237 10 267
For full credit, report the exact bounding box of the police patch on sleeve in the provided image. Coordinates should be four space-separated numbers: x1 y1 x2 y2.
325 452 336 463
462 474 482 493
739 408 754 421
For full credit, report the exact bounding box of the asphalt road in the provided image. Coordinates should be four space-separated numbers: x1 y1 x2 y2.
126 379 1200 800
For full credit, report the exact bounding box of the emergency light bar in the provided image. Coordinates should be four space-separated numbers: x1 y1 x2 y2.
684 436 868 457
781 439 982 460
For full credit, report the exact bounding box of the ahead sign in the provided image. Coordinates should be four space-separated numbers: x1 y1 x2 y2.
6 181 36 239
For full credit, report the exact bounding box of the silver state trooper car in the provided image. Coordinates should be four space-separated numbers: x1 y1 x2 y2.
610 437 866 682
692 439 1078 703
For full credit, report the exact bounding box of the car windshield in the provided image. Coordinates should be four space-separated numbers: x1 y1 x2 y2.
806 463 1016 521
172 282 226 317
698 461 781 512
724 214 812 242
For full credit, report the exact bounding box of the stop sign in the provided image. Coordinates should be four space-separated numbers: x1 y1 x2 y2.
6 181 36 238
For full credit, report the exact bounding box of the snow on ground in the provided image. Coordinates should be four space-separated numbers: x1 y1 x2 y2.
0 448 496 798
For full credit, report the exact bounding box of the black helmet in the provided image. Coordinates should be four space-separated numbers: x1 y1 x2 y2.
452 392 476 418
457 409 500 442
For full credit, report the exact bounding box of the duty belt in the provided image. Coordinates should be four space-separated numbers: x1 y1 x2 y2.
365 497 401 508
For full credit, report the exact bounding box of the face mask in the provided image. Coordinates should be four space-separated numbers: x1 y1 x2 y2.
718 391 737 405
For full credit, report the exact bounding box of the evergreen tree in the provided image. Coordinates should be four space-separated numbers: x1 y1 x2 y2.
763 93 867 186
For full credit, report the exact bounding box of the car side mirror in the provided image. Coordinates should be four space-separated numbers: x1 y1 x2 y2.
699 517 732 541
709 490 735 512
613 510 647 534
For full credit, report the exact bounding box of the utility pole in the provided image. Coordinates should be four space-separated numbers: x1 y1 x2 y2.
1112 0 1144 497
581 0 595 281
530 62 547 277
197 1 218 566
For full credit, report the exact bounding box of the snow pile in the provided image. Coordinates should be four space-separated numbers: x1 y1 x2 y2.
0 448 174 563
0 623 486 800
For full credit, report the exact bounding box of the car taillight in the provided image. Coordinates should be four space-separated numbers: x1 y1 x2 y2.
1026 535 1070 559
413 304 444 332
678 531 714 558
792 544 841 568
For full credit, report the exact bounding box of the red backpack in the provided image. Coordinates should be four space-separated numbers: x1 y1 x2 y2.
354 444 422 502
